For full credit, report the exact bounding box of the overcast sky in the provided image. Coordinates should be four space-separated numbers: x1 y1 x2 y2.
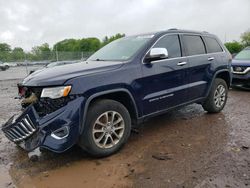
0 0 249 51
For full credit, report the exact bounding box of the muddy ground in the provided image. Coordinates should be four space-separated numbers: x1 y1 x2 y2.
0 71 249 187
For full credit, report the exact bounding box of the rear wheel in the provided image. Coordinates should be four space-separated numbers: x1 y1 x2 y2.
202 78 228 113
79 99 131 157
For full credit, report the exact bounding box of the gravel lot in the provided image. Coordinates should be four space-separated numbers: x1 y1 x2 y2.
0 67 249 188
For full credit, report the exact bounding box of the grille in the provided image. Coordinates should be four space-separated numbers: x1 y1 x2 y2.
34 97 72 117
3 114 37 142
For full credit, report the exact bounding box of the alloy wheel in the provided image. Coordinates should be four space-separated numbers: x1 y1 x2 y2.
92 111 125 149
214 84 226 108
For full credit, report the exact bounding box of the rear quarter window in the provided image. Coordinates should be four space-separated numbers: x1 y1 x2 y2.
204 36 223 53
182 35 206 56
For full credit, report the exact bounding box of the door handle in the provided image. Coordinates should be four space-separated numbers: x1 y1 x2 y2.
208 57 215 61
177 62 187 66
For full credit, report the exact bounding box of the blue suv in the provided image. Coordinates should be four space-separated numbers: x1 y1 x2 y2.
2 29 232 157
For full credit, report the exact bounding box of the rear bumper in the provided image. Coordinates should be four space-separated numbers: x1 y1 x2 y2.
2 96 85 153
232 72 250 85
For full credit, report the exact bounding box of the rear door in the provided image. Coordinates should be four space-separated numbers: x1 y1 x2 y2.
181 34 211 101
141 34 189 115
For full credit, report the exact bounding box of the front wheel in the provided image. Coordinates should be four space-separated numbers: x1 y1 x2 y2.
202 78 228 113
79 99 131 157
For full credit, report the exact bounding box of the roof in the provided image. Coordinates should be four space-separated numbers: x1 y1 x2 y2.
129 29 215 38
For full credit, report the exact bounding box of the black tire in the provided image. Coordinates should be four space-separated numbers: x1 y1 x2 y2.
79 99 131 157
242 84 250 89
202 78 228 113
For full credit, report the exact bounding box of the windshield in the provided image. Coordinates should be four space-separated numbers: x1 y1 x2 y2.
88 35 153 61
234 49 250 60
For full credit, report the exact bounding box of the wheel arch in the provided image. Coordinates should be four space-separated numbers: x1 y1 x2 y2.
215 70 231 88
80 89 139 133
205 69 231 98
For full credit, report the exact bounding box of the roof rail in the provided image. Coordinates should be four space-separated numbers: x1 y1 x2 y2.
168 28 178 30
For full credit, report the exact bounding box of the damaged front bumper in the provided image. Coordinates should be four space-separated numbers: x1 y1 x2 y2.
1 96 85 153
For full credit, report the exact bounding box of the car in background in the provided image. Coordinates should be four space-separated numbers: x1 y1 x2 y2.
29 60 79 74
0 61 9 71
3 62 18 67
231 47 250 87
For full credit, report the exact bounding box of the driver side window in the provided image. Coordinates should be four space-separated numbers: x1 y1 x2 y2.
154 35 181 58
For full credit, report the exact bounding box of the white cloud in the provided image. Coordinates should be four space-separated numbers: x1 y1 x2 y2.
0 31 14 40
17 25 30 32
0 0 249 50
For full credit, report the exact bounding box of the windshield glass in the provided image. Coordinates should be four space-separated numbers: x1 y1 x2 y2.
235 49 250 60
88 35 153 61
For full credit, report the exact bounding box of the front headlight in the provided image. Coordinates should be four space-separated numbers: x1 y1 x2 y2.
41 86 71 99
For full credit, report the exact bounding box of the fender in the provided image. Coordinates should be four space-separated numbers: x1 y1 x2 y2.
79 88 139 133
205 69 231 98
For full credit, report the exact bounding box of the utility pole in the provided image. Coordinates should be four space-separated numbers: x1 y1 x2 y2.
56 45 59 61
24 52 28 75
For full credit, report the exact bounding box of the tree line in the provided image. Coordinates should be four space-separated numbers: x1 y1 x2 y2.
224 30 250 55
0 33 125 62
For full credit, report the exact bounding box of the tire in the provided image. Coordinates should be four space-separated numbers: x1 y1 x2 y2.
79 99 131 157
243 84 250 89
202 78 228 113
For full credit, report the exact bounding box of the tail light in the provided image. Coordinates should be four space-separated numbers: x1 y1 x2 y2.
229 53 233 61
18 86 27 97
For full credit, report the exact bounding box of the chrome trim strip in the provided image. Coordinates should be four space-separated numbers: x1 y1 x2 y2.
177 61 187 66
11 128 22 138
19 122 30 134
51 127 69 140
7 131 18 139
15 126 26 136
232 67 250 75
141 33 226 64
20 122 32 134
5 132 14 140
25 115 36 129
23 118 35 131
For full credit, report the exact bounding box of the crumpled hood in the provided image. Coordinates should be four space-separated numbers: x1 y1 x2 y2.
21 61 124 86
232 59 250 67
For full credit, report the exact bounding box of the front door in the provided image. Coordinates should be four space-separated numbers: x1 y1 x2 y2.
140 34 189 115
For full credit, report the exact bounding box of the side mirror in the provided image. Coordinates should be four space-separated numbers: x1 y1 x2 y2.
144 48 168 63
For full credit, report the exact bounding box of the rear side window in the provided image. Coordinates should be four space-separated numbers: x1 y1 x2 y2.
183 35 206 56
204 36 223 53
153 35 181 58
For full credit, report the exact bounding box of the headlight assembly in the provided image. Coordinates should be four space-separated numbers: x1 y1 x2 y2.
41 86 71 99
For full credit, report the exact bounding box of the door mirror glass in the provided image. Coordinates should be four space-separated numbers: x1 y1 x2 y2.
145 48 168 63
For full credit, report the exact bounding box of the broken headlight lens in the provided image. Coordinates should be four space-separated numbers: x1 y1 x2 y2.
41 86 71 99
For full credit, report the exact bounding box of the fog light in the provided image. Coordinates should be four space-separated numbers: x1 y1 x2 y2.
51 126 69 139
235 67 242 72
